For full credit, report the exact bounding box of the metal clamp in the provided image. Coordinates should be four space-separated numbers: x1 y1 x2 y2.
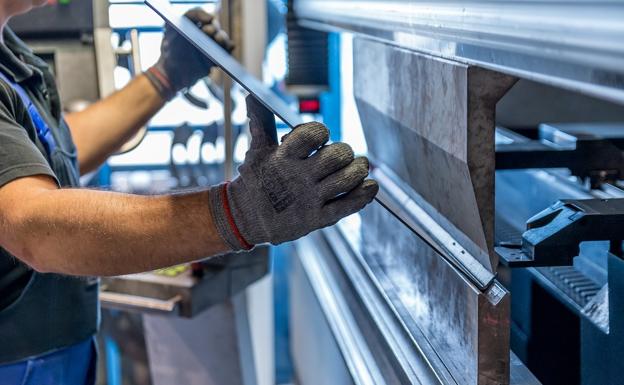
496 198 624 267
496 124 624 188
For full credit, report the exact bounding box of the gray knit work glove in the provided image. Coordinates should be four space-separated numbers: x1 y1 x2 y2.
146 8 234 100
209 96 379 250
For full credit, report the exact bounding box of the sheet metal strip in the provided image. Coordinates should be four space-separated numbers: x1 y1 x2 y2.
145 0 494 289
372 168 495 289
146 0 302 128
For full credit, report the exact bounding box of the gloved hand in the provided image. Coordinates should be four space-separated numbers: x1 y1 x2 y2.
146 8 234 100
209 96 379 250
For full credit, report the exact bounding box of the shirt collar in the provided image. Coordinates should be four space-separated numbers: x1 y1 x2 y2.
0 28 36 83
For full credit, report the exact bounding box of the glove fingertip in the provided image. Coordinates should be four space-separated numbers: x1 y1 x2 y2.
214 30 231 46
344 179 378 207
186 8 214 24
354 156 370 170
201 24 218 36
362 179 379 197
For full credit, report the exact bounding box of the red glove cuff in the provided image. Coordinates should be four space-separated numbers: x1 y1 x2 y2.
146 66 175 100
221 182 254 250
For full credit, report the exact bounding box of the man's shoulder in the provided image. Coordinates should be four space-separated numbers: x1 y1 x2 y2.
0 79 27 124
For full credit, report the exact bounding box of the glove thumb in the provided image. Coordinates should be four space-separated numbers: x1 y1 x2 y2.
246 95 278 149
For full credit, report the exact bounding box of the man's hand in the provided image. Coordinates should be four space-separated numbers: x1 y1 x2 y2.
208 96 379 250
0 95 376 276
68 8 232 173
146 8 234 100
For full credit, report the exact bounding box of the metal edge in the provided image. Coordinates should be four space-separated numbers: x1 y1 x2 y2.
372 167 495 290
295 234 388 385
99 291 182 314
320 226 454 384
144 0 492 291
145 0 303 128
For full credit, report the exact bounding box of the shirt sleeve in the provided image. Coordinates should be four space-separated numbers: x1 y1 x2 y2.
0 90 57 188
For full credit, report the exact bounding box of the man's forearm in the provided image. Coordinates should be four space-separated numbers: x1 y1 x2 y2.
1 177 229 276
65 75 165 174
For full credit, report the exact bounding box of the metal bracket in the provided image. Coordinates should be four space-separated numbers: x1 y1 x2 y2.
496 198 624 267
496 124 624 188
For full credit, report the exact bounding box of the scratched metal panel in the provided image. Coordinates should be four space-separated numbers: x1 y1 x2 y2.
336 202 510 385
353 37 516 273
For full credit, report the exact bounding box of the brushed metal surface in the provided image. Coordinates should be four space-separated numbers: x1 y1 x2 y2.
510 352 542 385
294 0 624 105
335 203 510 385
295 234 388 385
354 37 516 273
373 166 494 289
294 224 537 384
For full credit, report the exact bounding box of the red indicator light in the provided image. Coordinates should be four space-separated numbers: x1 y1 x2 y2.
299 98 321 113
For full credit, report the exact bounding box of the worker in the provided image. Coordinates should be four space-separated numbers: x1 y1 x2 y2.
0 1 378 383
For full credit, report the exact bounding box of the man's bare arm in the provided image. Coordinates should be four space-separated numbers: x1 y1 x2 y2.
65 75 165 174
65 8 234 175
0 175 229 276
0 97 379 278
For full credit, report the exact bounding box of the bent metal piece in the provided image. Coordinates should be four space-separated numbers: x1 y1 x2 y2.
352 37 514 385
145 0 495 289
353 37 517 274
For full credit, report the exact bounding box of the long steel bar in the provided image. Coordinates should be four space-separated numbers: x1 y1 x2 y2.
145 0 494 289
294 0 624 106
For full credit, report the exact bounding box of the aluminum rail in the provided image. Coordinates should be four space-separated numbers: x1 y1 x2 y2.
296 235 389 385
294 0 624 105
145 0 495 289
